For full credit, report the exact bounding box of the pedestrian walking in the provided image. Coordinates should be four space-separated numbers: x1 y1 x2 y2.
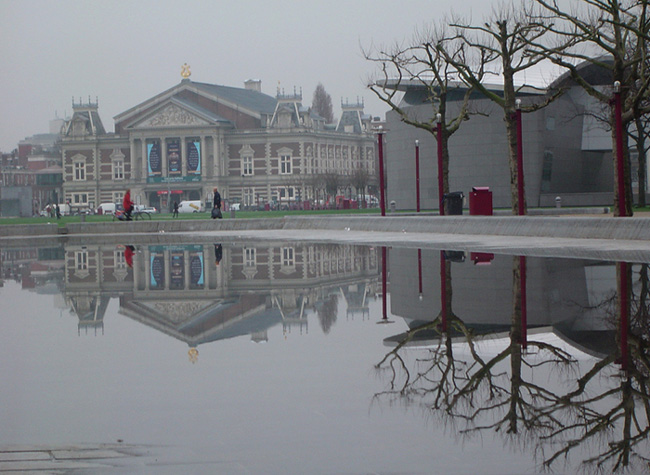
211 187 222 219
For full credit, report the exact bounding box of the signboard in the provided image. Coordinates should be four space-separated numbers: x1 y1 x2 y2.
147 175 201 184
170 251 184 289
189 251 204 287
187 140 201 174
167 140 181 176
150 251 165 289
147 140 161 176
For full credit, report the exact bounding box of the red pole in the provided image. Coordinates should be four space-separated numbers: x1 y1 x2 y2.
516 100 524 216
418 249 423 299
619 261 629 370
378 130 386 217
382 246 388 320
436 115 444 216
415 140 421 212
520 255 527 349
440 251 447 332
614 81 626 217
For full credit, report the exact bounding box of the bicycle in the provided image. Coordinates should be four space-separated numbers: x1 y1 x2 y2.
113 209 151 221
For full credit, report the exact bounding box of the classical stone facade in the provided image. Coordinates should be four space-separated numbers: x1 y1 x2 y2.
60 77 376 212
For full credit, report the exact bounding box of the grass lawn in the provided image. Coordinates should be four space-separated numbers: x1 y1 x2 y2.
0 208 382 226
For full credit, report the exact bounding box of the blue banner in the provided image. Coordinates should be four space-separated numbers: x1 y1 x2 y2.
147 141 161 176
187 140 201 174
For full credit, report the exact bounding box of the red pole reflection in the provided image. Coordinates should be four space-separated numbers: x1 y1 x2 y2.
415 140 421 212
382 246 388 321
440 251 447 332
619 261 629 370
520 255 527 349
418 249 423 299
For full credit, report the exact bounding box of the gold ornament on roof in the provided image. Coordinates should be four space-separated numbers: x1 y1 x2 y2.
181 63 191 79
188 347 199 363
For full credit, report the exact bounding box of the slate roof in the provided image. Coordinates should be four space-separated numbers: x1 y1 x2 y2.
191 81 277 114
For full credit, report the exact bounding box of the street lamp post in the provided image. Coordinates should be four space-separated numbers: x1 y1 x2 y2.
613 81 627 217
515 99 524 216
377 127 386 217
415 140 420 212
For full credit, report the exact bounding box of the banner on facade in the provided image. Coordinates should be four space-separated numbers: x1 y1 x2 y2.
187 140 201 174
170 250 184 289
150 251 165 289
147 140 162 176
189 251 204 287
167 140 181 176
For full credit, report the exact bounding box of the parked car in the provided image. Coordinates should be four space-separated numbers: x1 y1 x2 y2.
177 200 204 213
134 205 157 214
96 203 118 215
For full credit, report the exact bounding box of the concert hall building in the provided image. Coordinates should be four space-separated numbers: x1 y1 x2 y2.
60 69 376 212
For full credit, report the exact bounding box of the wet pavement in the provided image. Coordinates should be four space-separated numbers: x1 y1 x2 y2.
2 214 650 473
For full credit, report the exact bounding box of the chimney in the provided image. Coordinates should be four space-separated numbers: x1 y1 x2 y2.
244 79 262 93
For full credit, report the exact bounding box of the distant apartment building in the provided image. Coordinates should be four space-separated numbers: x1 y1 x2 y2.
60 72 377 212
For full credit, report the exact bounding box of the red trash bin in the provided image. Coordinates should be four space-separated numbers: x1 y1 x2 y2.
469 187 493 216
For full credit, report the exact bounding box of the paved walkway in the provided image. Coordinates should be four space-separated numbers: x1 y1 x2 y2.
2 212 650 262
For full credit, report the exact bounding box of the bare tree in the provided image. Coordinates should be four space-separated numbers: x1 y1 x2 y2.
323 172 341 205
440 2 561 215
312 83 334 123
351 165 370 202
364 22 477 207
529 0 650 216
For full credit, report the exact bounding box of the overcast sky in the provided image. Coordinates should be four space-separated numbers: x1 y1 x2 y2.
0 0 560 152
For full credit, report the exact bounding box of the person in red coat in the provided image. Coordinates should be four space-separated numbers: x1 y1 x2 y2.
123 189 134 221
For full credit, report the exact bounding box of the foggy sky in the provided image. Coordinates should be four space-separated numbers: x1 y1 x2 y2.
1 0 553 152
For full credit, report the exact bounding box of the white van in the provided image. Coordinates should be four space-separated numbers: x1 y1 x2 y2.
96 203 118 215
177 200 204 213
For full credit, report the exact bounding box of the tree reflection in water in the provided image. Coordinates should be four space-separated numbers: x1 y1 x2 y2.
375 259 650 473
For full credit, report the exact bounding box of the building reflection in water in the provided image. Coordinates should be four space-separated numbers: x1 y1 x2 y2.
4 241 379 359
382 248 650 473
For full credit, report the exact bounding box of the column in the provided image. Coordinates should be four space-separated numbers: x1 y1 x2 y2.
210 135 217 178
144 248 150 291
141 139 148 181
184 250 190 290
200 135 206 180
129 138 137 180
162 136 168 177
164 249 170 290
181 135 187 176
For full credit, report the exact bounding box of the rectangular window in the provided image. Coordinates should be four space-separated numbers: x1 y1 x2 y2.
75 251 88 271
73 193 88 205
115 250 126 269
282 247 295 267
280 155 292 174
278 188 294 200
74 161 86 181
113 160 124 180
244 247 256 267
242 156 253 176
244 187 254 206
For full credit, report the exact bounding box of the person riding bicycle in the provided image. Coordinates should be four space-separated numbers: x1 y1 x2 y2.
123 189 134 221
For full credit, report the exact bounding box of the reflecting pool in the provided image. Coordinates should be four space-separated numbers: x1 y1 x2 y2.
1 240 648 474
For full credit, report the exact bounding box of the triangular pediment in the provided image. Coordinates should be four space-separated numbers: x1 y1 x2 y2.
138 299 217 324
130 102 212 129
